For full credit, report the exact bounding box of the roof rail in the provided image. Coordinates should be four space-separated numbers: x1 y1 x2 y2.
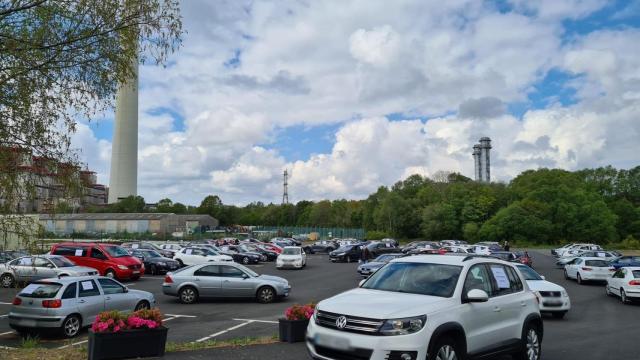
462 254 501 261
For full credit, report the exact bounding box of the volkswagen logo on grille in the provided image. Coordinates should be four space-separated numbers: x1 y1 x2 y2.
335 316 347 329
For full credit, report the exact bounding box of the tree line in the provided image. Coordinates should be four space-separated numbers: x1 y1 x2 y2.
87 166 640 245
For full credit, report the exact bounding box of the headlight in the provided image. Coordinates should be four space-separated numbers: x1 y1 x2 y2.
379 316 426 336
561 290 569 297
117 265 128 270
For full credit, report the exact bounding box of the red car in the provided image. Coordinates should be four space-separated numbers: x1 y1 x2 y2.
258 242 283 254
515 251 534 267
50 242 144 280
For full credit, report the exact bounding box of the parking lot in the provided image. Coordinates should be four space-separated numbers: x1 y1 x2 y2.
0 250 638 359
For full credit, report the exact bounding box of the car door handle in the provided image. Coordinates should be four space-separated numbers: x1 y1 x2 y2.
520 301 527 307
493 306 501 312
194 278 200 281
223 280 230 282
105 296 111 300
78 299 85 304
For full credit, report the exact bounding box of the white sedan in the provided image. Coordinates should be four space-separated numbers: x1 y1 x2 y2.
173 247 232 266
606 266 640 304
517 264 570 318
276 246 307 269
564 257 613 284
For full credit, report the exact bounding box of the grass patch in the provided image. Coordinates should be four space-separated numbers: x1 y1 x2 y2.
19 336 39 349
0 347 85 360
166 334 279 353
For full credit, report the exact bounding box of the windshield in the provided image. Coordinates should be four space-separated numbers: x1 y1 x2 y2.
19 282 62 298
336 245 354 252
103 246 130 258
585 260 609 267
517 265 543 280
50 257 75 268
362 262 462 297
235 264 258 277
142 250 162 258
282 248 301 255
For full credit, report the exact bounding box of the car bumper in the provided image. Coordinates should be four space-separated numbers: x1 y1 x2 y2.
357 269 373 277
539 296 571 312
150 263 179 274
9 313 64 329
624 288 640 298
276 285 291 297
580 273 610 281
277 262 303 268
306 318 428 360
162 284 179 296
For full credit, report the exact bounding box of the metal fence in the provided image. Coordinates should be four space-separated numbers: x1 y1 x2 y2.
249 226 365 240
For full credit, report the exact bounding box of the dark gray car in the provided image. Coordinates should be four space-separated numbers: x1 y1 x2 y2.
0 255 98 288
162 262 291 304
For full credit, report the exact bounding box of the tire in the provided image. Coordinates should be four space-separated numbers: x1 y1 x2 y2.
135 300 150 311
552 311 566 319
149 265 157 275
1 273 15 288
621 289 629 304
514 323 542 360
61 314 81 338
104 269 117 280
242 257 250 265
256 286 276 304
563 270 569 280
606 285 612 296
577 273 583 285
428 337 462 360
179 286 198 304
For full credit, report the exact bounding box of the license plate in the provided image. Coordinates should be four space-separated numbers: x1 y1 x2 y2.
544 300 562 305
20 319 36 327
315 334 350 351
133 271 140 274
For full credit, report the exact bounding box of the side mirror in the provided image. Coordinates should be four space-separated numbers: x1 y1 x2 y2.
358 279 366 287
540 275 546 280
465 289 489 303
242 273 249 279
124 286 129 293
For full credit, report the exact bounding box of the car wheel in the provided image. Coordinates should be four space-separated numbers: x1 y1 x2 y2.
1 273 15 288
149 265 157 275
257 286 276 304
605 285 612 296
563 270 569 280
104 269 117 280
242 257 250 265
135 301 150 311
621 289 629 304
429 337 461 360
179 286 198 304
61 315 81 338
576 273 583 285
552 311 566 319
515 323 542 360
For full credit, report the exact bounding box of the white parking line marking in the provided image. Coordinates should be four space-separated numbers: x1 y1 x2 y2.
194 321 254 343
57 339 87 349
0 302 12 305
232 318 278 324
0 331 15 336
163 317 177 322
164 314 196 318
0 345 15 350
0 314 8 318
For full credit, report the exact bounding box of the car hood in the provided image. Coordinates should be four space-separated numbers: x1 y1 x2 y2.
241 252 261 258
111 256 142 266
526 280 565 292
256 274 288 284
127 288 153 299
318 288 451 319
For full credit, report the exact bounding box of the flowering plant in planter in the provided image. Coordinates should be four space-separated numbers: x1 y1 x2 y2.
91 308 163 333
280 303 316 343
284 303 316 321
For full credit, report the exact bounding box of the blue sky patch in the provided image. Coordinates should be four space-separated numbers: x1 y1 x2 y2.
263 123 342 162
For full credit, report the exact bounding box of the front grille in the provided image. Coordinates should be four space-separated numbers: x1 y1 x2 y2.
128 264 141 270
539 291 561 297
316 310 383 335
315 345 373 360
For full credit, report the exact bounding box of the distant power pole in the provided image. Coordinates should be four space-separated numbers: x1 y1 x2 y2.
282 170 289 204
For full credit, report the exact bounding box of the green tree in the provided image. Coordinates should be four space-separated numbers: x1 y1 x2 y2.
156 198 173 213
421 203 459 240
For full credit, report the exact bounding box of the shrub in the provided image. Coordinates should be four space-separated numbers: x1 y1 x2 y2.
284 303 316 321
365 231 389 240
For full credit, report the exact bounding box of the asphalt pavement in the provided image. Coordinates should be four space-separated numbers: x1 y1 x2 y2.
0 250 638 359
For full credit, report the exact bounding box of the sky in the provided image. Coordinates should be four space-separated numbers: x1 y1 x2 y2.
73 0 640 206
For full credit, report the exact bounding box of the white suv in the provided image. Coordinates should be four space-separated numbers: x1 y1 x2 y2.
307 255 542 360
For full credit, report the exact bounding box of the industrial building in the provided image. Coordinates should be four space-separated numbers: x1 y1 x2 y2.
472 137 492 182
40 213 218 236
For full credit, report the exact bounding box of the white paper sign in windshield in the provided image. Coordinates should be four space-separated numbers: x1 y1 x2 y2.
185 249 192 255
81 281 94 290
74 249 83 256
132 244 139 249
490 266 511 289
20 284 41 295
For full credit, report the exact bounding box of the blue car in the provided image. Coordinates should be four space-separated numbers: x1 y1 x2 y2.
609 256 640 269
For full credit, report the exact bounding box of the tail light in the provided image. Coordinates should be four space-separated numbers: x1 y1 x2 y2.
42 299 61 308
12 297 21 305
581 267 592 271
164 275 173 283
629 280 640 286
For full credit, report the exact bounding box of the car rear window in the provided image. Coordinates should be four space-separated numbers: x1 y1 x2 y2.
19 283 63 298
632 271 640 278
585 260 609 267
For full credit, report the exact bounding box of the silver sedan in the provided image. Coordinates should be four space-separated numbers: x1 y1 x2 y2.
0 255 98 288
9 276 155 337
162 262 291 304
